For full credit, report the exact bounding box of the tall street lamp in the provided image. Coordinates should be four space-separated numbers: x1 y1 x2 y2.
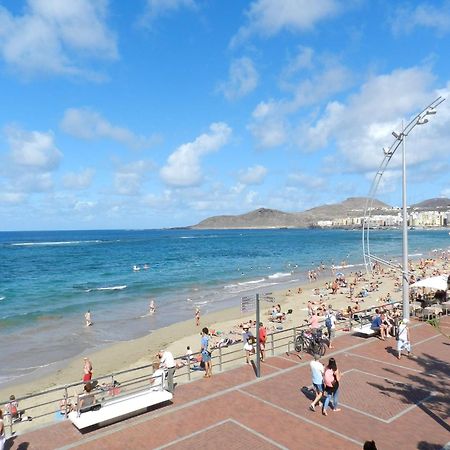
362 97 445 321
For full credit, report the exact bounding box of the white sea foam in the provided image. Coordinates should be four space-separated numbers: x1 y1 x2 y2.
0 296 5 301
11 240 102 247
334 264 357 269
238 278 266 286
85 285 127 292
268 272 291 279
6 362 56 372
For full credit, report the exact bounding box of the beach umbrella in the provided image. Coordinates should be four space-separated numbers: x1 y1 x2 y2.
335 272 345 278
410 274 448 291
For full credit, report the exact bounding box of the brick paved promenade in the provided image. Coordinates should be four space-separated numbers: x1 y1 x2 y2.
5 317 450 450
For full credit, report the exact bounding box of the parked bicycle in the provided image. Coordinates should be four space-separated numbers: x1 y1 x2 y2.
294 329 327 356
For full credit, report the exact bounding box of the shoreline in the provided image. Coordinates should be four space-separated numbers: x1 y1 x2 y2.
0 272 333 400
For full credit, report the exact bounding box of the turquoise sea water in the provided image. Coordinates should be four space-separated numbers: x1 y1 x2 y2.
0 228 448 385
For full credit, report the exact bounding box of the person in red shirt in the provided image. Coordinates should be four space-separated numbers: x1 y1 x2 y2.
258 322 267 362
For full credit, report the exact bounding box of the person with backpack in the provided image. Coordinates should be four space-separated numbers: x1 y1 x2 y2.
325 306 336 349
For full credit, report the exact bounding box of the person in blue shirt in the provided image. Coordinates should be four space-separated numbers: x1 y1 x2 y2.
200 327 212 378
371 309 386 340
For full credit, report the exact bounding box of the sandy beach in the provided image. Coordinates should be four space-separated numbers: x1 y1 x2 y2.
1 253 448 432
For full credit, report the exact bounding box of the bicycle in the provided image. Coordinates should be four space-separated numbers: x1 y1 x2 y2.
294 329 327 356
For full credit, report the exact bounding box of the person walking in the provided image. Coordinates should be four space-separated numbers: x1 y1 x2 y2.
325 306 336 349
158 350 176 393
242 326 254 364
309 354 324 412
200 327 212 378
84 310 93 327
397 319 412 359
258 322 267 362
149 299 156 315
322 357 342 416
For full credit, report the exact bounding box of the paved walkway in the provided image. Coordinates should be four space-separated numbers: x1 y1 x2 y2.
5 316 450 450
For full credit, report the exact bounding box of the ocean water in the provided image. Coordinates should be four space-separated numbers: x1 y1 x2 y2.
0 228 448 386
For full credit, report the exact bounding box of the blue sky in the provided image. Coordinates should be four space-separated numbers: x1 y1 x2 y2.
0 0 449 230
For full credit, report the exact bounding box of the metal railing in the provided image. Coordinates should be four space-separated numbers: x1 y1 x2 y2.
1 300 401 436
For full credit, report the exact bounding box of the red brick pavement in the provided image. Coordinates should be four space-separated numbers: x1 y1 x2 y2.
4 318 450 450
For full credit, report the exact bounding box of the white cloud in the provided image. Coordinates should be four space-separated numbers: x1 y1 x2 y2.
245 190 258 205
61 108 160 149
238 165 267 185
299 67 450 173
248 52 353 149
0 0 117 77
0 191 27 205
218 57 259 100
15 172 54 192
0 125 63 199
248 117 287 148
231 0 341 46
281 46 315 78
287 172 326 189
160 122 231 187
73 200 97 212
6 126 62 170
390 2 450 36
114 160 154 195
140 0 196 25
63 168 95 190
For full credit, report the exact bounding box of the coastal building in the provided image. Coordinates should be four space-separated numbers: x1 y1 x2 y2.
317 209 449 229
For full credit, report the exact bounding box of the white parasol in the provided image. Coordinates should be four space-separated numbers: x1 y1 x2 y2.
410 274 448 291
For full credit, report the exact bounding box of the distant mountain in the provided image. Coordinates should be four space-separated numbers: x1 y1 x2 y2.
191 208 308 229
301 197 390 221
411 198 450 210
189 197 390 229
